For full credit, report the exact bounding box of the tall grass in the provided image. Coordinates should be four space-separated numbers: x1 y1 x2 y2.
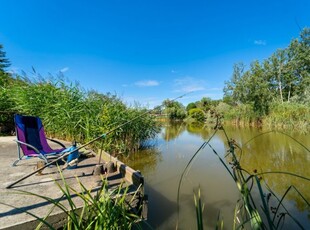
212 102 257 125
1 167 143 229
264 102 310 131
2 74 159 154
213 101 310 131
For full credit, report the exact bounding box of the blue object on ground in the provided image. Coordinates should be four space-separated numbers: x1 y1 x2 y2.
66 145 79 170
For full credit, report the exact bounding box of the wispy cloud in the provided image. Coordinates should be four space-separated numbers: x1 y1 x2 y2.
134 80 159 87
60 67 69 73
173 77 206 93
254 40 266 46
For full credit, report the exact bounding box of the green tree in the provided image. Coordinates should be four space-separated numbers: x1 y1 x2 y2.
0 44 10 73
223 28 310 117
188 108 205 122
265 49 288 103
223 63 247 104
286 28 310 102
197 97 212 112
163 99 186 120
186 102 197 113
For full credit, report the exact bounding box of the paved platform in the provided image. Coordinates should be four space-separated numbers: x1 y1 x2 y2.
0 136 145 229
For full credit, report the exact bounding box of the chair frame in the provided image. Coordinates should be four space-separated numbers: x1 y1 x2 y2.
13 114 68 166
13 138 66 166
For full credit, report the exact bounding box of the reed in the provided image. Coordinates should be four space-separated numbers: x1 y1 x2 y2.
2 74 159 154
264 102 310 131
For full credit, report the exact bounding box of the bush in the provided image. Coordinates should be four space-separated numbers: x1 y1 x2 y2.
188 108 205 122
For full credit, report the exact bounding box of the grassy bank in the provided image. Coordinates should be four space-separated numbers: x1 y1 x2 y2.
212 102 310 132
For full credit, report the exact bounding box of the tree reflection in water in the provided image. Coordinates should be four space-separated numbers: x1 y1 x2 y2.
122 122 309 228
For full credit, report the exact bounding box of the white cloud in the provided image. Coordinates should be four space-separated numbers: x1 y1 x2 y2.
60 67 69 73
254 40 266 46
173 77 206 93
134 80 159 87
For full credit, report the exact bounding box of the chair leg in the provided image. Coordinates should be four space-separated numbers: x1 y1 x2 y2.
40 157 49 164
13 144 22 166
12 159 20 167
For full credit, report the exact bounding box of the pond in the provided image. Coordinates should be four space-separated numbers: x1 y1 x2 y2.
120 122 310 229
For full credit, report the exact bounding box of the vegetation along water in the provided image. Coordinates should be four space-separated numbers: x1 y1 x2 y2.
0 28 309 229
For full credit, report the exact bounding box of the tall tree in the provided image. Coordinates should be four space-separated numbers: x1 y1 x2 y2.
223 62 247 104
266 49 287 103
0 44 10 73
286 28 310 101
163 99 186 120
223 27 310 116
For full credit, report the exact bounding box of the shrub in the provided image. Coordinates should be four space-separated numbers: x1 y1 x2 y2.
188 108 205 122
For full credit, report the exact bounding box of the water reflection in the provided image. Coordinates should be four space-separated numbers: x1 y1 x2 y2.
161 121 187 141
123 122 310 229
118 148 162 178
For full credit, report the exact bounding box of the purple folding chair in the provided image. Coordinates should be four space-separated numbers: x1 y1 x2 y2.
13 114 68 166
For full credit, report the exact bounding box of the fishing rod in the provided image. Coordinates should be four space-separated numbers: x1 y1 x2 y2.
6 92 192 189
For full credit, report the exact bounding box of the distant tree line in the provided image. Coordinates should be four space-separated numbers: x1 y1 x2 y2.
162 28 310 130
223 28 310 116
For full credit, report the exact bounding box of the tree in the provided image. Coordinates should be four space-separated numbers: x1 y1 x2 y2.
186 102 197 113
223 27 310 117
197 97 212 112
0 44 10 73
223 63 247 104
247 61 272 116
163 99 186 120
286 28 310 101
188 108 205 122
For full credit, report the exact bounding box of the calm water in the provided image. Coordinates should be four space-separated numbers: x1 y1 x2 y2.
120 122 310 229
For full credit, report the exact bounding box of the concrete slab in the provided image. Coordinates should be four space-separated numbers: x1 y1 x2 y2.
0 136 145 229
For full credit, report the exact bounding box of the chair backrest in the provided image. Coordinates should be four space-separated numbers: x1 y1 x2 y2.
14 114 56 156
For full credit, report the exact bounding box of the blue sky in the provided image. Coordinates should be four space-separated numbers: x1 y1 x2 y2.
1 0 309 107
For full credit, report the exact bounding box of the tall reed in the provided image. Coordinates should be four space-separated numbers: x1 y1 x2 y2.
3 74 159 154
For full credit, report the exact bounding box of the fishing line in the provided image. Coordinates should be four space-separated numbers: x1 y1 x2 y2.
6 91 193 189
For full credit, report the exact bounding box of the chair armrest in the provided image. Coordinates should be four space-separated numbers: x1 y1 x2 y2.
14 140 41 154
14 140 48 161
46 138 66 148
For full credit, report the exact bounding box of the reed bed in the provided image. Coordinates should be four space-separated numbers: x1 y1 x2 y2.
2 74 159 155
